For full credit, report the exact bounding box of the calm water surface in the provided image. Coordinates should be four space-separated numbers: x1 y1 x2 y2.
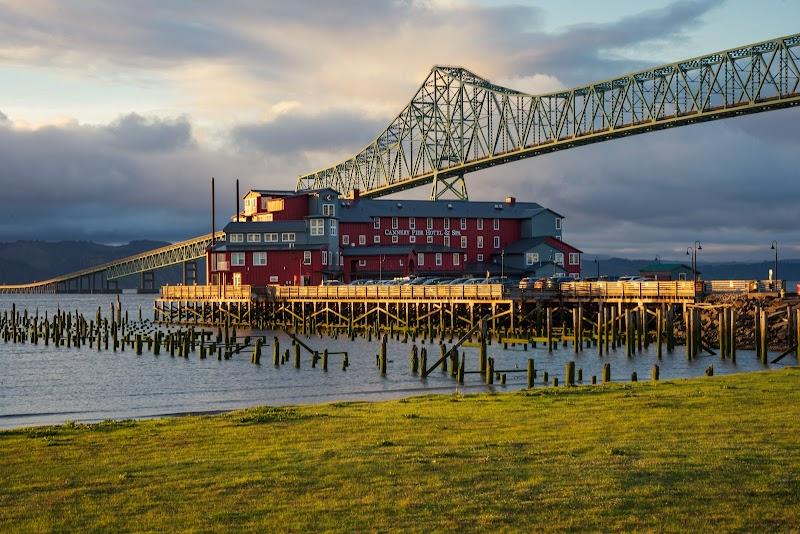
1 294 795 429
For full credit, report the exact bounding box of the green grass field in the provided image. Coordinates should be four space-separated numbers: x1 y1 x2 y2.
2 369 799 532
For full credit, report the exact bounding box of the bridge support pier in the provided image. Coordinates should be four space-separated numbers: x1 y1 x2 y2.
140 271 156 293
183 261 198 286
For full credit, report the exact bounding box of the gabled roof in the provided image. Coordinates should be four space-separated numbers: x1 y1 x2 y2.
337 198 546 222
223 221 306 233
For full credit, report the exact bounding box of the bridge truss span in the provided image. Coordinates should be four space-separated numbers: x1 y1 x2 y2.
296 33 800 199
0 232 224 294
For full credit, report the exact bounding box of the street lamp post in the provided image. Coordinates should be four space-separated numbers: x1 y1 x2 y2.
501 249 505 279
770 240 778 290
594 257 599 279
686 242 702 287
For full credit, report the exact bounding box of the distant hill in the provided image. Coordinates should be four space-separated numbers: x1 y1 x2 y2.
0 240 193 287
584 257 800 282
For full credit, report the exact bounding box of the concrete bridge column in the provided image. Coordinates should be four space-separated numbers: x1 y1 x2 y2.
140 271 156 293
183 261 198 285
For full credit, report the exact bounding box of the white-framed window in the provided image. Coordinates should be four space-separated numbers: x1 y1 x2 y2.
391 217 398 229
339 255 344 266
281 232 295 242
453 253 460 266
444 218 450 230
373 235 380 244
409 218 415 230
264 233 278 243
409 235 416 243
555 252 564 265
260 197 269 210
321 250 328 265
358 259 367 267
310 219 325 236
418 253 425 266
253 252 267 266
435 253 442 266
477 218 483 230
373 217 380 229
460 236 467 248
526 252 539 265
493 236 500 249
358 235 366 245
329 220 337 236
555 217 562 230
322 203 335 217
678 272 687 281
231 252 246 266
460 218 467 230
444 236 450 247
427 236 433 244
247 233 261 243
477 253 484 262
229 233 244 243
342 234 350 245
427 217 433 230
477 236 484 249
392 235 398 243
269 275 279 283
303 251 312 265
569 253 580 265
493 218 500 230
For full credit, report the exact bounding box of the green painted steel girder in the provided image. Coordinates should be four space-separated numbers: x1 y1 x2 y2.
296 32 800 199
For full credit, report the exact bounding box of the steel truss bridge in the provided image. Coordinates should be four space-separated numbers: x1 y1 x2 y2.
0 232 222 294
296 33 800 200
2 33 799 294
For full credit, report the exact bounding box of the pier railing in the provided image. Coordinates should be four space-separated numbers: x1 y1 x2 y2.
551 281 696 300
160 284 252 301
270 284 505 301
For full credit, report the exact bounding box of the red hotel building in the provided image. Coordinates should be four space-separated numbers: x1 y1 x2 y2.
208 188 581 286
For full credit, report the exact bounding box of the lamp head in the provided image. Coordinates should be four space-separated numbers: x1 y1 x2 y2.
771 242 775 250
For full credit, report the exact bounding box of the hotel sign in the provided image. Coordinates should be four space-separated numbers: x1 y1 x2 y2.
384 229 461 237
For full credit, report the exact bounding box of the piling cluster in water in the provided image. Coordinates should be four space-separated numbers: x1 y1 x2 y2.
3 296 799 389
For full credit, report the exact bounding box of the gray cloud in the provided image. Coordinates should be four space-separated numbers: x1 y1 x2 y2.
107 113 193 152
0 110 8 122
0 114 265 242
232 110 385 155
503 0 725 86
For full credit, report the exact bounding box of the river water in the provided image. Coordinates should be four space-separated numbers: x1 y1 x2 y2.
1 294 796 429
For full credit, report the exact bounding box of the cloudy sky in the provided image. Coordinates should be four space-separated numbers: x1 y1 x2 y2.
1 0 798 261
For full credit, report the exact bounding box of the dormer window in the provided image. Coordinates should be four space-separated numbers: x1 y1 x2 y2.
229 233 244 243
322 203 335 217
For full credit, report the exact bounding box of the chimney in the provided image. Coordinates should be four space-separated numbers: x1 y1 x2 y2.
351 188 360 201
505 196 516 206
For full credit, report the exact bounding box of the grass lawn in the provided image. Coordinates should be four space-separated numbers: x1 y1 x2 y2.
2 368 799 532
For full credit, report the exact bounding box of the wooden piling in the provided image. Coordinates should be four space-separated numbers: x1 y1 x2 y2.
565 361 575 387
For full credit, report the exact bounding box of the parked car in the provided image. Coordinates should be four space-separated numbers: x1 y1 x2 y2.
519 276 535 289
349 279 372 285
447 277 471 285
321 279 342 286
547 276 574 289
